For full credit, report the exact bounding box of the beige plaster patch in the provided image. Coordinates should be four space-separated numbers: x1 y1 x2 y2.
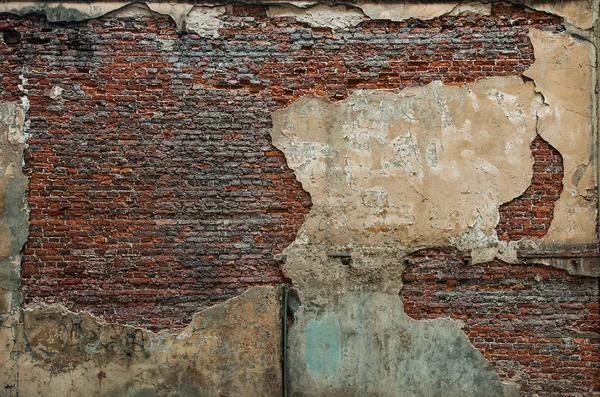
104 2 157 19
513 0 598 30
267 4 365 29
448 2 492 17
272 77 541 249
356 1 457 21
185 6 227 38
524 29 597 247
0 286 281 397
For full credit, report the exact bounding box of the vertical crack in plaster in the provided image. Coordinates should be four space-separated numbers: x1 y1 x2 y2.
523 28 598 249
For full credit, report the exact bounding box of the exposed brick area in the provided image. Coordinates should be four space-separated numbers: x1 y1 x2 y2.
0 3 566 330
497 135 564 241
402 248 600 397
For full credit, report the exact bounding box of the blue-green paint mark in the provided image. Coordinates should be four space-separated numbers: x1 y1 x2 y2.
305 316 341 383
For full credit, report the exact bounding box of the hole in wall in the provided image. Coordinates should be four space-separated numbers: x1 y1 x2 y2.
2 29 21 45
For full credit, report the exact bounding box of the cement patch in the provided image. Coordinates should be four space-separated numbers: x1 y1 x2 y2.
0 102 29 312
287 291 519 397
1 286 282 397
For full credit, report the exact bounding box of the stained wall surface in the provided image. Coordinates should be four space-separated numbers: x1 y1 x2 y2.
0 1 598 396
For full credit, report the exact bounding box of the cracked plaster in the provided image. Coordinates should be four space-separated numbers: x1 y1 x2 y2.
524 28 597 249
0 1 595 32
272 77 542 251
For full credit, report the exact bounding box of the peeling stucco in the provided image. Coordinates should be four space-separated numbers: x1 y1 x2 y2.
524 29 598 248
270 27 597 272
0 102 29 314
267 4 365 29
0 0 589 33
512 0 599 30
271 17 598 393
185 6 226 38
0 2 226 35
272 77 541 249
0 1 598 395
287 291 519 397
273 76 544 396
0 1 134 22
356 1 480 22
0 286 282 397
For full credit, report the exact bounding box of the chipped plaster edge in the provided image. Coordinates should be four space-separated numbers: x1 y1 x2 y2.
0 0 594 32
0 99 30 397
19 284 283 339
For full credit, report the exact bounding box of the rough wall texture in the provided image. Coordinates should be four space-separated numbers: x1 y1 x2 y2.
402 248 600 396
0 1 598 396
3 286 283 397
0 2 566 329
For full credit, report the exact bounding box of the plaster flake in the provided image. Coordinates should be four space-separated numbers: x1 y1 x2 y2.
523 28 597 247
267 4 365 29
356 1 457 22
0 2 131 21
104 3 156 18
184 6 227 38
272 77 540 248
145 3 195 31
0 0 595 34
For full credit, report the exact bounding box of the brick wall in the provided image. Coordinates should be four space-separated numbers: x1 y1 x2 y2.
402 248 600 397
0 3 567 331
497 135 564 241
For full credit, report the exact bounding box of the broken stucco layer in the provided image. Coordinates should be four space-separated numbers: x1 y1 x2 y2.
287 291 519 397
0 2 597 396
273 27 598 269
401 248 600 396
513 0 599 30
0 286 282 397
0 0 596 32
270 13 597 394
272 76 541 250
0 102 28 314
524 28 598 249
0 101 28 397
273 76 541 396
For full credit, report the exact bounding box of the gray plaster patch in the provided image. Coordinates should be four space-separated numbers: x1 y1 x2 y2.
0 102 29 313
287 291 519 397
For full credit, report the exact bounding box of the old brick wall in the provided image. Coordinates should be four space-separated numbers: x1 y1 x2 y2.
1 2 598 395
0 3 563 329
